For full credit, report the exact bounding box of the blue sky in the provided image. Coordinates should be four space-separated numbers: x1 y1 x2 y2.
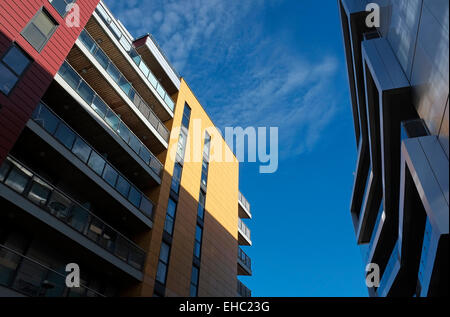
105 0 368 296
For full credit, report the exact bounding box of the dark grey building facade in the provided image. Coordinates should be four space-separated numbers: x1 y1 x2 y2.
338 0 448 296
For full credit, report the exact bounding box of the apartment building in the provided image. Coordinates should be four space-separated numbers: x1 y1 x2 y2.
0 0 252 297
338 0 448 296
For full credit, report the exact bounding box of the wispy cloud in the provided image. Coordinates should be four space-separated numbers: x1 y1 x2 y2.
105 0 343 158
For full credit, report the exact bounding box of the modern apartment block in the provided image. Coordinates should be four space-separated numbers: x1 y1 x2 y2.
338 0 448 296
0 0 252 297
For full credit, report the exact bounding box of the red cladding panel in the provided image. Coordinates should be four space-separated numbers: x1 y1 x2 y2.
0 0 101 163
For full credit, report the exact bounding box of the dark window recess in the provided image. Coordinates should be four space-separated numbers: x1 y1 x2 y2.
22 8 58 52
182 104 191 129
0 45 32 95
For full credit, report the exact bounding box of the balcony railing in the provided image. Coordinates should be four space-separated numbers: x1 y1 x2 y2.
31 102 155 220
57 60 163 177
74 30 170 143
95 2 175 112
238 218 251 241
237 280 251 297
0 244 105 297
238 191 251 213
0 156 147 271
238 247 251 271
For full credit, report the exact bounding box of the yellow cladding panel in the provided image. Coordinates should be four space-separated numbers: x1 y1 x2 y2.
164 79 239 297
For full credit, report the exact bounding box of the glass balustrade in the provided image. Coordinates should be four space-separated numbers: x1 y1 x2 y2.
237 280 251 297
238 247 251 271
31 102 155 221
238 218 251 241
0 244 105 297
94 4 175 112
76 30 170 142
238 191 251 213
57 60 163 177
0 157 147 271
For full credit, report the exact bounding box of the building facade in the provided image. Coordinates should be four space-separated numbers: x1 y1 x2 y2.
338 0 448 296
0 0 252 297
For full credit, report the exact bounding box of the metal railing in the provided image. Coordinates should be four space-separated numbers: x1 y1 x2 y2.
238 247 251 271
31 102 155 220
95 2 175 112
57 60 163 177
75 29 170 142
238 218 251 241
147 33 181 79
0 244 105 297
238 191 251 214
237 280 251 297
0 156 147 271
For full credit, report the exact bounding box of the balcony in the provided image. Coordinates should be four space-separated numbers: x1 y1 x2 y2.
28 102 155 228
0 157 146 280
54 60 163 181
88 2 175 117
237 247 252 276
133 34 180 96
238 191 251 219
238 218 252 246
237 279 251 297
0 244 105 297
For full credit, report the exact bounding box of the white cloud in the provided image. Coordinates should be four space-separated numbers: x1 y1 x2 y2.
104 0 343 159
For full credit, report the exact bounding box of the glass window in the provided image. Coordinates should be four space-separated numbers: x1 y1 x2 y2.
177 133 186 159
164 216 174 235
171 163 182 193
191 266 199 285
159 242 170 263
167 199 177 218
5 166 32 193
87 151 106 176
197 204 204 220
0 46 31 95
194 241 201 258
195 225 203 242
49 0 75 17
47 190 71 219
22 9 57 52
2 46 31 75
155 262 167 284
72 137 91 163
115 175 130 197
55 123 76 149
102 164 118 187
0 64 18 95
190 284 197 297
182 105 191 128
